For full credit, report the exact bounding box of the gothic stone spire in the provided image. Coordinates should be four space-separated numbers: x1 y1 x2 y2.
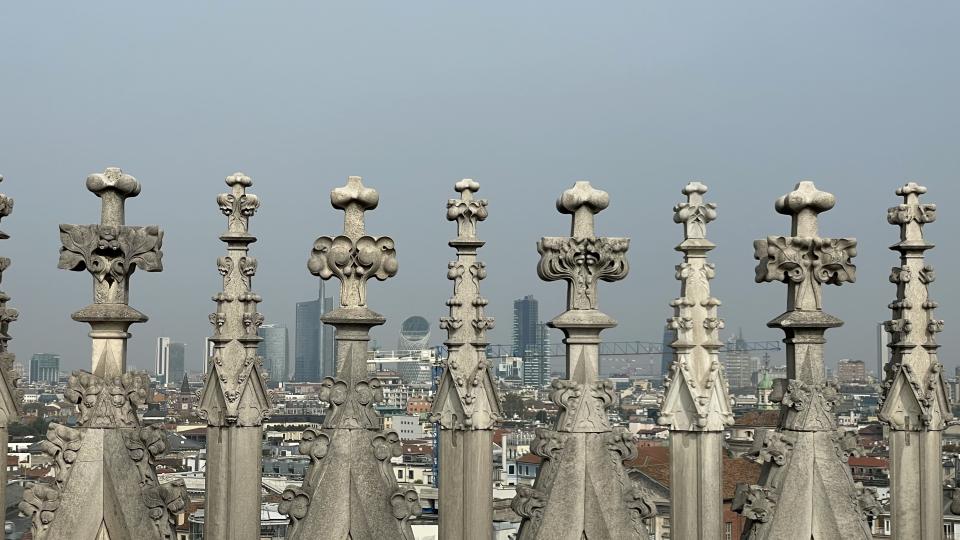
199 173 273 540
879 182 950 538
659 182 732 540
21 168 186 540
734 181 877 539
199 172 271 426
512 181 655 540
281 176 419 540
432 180 503 540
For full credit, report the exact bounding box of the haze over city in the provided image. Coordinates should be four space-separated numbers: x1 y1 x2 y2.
1 1 959 377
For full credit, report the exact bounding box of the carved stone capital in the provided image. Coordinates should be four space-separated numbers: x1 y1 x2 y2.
537 237 629 310
550 378 614 432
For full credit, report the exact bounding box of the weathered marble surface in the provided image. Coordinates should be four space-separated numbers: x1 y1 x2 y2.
512 181 655 540
0 176 23 520
19 169 186 540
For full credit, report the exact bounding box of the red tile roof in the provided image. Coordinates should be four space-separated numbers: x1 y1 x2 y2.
849 456 889 468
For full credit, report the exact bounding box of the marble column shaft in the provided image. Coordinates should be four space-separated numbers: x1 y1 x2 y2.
0 177 23 518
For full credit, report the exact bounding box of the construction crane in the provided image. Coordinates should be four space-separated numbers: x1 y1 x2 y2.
433 340 781 358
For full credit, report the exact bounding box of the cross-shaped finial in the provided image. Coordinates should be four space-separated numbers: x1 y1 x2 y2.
448 179 487 240
331 176 379 240
86 167 141 227
674 181 716 241
557 181 609 238
775 181 836 237
889 181 935 244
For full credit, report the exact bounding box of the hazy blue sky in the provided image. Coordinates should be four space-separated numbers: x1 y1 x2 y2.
1 2 959 378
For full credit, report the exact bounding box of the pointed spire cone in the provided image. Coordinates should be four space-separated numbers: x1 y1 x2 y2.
280 177 419 540
879 182 950 538
431 180 502 540
734 181 878 538
21 169 187 540
512 182 655 540
199 173 272 540
659 182 732 540
0 176 23 519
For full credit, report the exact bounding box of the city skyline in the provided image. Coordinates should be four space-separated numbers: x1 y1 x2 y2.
2 3 959 380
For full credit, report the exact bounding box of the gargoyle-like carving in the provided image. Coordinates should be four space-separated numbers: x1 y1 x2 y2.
605 429 639 462
625 488 658 521
772 378 840 431
537 237 629 310
512 485 547 522
750 431 794 467
733 485 777 523
550 378 614 432
143 479 188 540
65 370 149 428
834 430 865 460
124 426 168 488
532 429 567 460
318 364 384 429
855 483 881 519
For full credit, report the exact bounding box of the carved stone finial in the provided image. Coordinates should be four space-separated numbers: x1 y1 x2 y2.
556 181 609 238
59 168 163 306
539 182 628 312
331 176 379 239
774 180 836 237
738 181 870 539
309 177 397 309
0 175 22 428
673 181 717 242
433 179 501 431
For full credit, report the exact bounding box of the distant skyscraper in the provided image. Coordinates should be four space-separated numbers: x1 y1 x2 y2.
660 328 675 380
295 281 335 382
877 321 889 381
156 338 186 386
258 324 290 384
722 332 757 392
203 337 214 376
514 295 549 388
30 353 60 383
167 342 186 386
156 337 171 380
837 359 866 384
398 316 430 350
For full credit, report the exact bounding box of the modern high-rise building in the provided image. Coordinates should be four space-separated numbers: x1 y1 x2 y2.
722 332 758 392
514 295 549 388
837 359 867 384
156 338 186 386
30 353 60 383
877 321 889 382
295 282 335 382
156 337 171 381
258 324 290 385
167 342 186 387
202 337 214 376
